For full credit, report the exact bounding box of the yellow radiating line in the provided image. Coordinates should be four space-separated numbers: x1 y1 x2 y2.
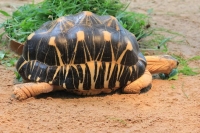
138 57 146 63
114 64 121 87
62 66 65 76
17 57 27 71
117 38 133 64
94 61 101 82
104 62 109 88
49 37 64 66
117 49 126 64
45 66 49 82
36 69 43 82
70 31 85 64
106 18 113 27
103 62 116 88
86 16 89 25
119 65 125 80
34 61 41 81
72 64 80 89
44 46 50 64
54 49 57 65
27 44 30 61
83 41 87 62
116 64 121 81
55 47 64 66
62 65 69 88
49 66 61 84
99 42 106 61
64 65 70 82
83 40 92 61
39 20 58 35
60 21 63 34
30 60 33 72
36 39 42 60
66 20 74 27
110 41 115 61
103 17 112 25
31 60 36 74
79 13 86 24
71 65 76 89
27 32 35 40
129 66 133 82
70 40 78 64
108 63 115 81
86 62 95 89
115 65 120 87
65 21 74 36
91 15 102 24
78 64 85 90
130 66 133 74
60 19 74 34
134 65 137 74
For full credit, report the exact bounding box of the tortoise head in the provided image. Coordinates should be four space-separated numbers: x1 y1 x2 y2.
145 55 179 74
161 55 179 67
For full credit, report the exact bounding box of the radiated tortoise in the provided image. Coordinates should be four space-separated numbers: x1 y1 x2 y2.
13 11 178 100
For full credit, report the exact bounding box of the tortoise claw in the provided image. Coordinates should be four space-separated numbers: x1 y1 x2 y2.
140 84 152 94
13 87 28 100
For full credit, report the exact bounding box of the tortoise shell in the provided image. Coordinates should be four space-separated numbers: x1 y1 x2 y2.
16 11 146 91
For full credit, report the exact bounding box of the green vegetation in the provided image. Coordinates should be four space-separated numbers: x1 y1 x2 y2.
171 84 176 89
0 0 150 43
0 49 22 81
140 33 172 52
174 55 200 76
140 27 186 53
0 50 18 67
181 83 188 99
188 56 200 61
107 117 127 126
14 70 23 82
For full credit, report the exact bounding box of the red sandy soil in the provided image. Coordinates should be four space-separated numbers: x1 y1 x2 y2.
0 0 199 132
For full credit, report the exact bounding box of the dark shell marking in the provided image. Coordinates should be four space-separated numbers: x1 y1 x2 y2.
16 11 146 91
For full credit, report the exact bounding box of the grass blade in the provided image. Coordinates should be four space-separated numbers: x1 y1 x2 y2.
0 10 11 17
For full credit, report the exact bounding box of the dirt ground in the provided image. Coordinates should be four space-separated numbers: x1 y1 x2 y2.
0 0 200 133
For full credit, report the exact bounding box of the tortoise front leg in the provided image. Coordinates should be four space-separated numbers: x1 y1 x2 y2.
13 82 63 100
122 69 152 94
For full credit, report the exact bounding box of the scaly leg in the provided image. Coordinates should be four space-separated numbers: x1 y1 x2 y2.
13 82 63 100
122 69 152 94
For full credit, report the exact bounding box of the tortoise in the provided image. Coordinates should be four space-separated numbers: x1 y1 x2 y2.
13 11 178 100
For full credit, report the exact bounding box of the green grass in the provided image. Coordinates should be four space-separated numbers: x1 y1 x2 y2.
0 49 23 81
107 117 127 126
140 33 171 52
173 55 200 76
188 56 200 61
0 0 150 43
139 27 187 53
171 84 176 89
0 50 18 67
14 70 23 82
181 83 188 99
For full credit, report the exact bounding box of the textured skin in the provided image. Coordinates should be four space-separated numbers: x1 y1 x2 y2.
16 11 146 93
